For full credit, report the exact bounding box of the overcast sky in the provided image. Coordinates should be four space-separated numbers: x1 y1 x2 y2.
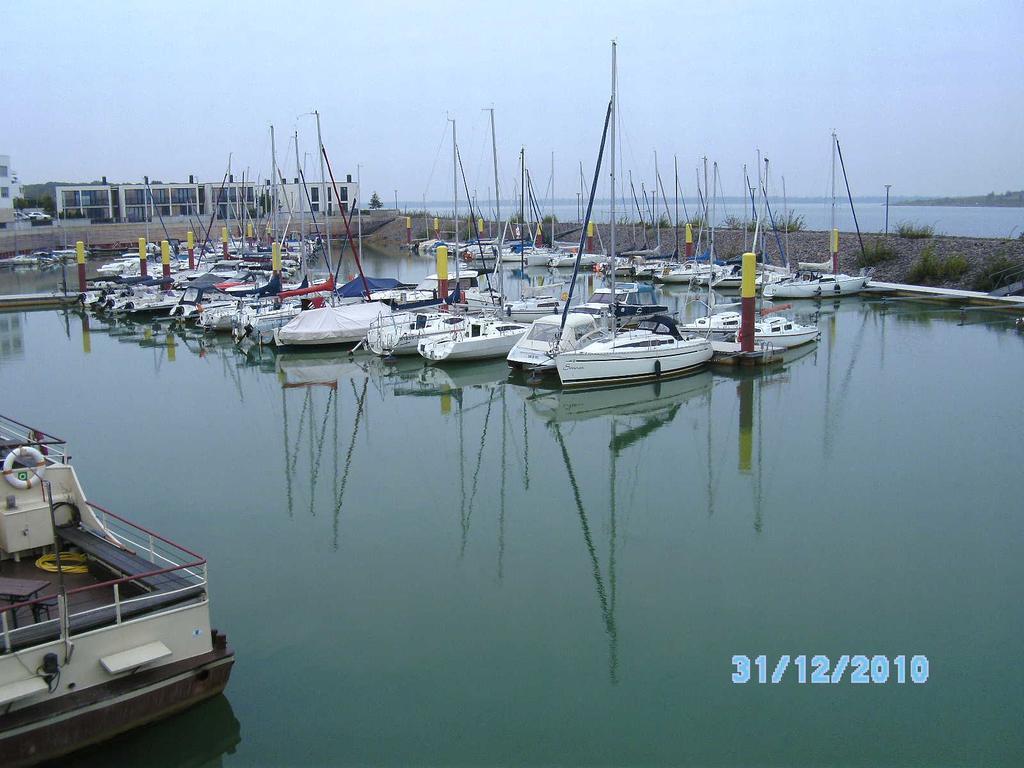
3 0 1022 200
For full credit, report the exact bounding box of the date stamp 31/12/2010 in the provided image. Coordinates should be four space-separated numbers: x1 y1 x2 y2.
731 654 929 685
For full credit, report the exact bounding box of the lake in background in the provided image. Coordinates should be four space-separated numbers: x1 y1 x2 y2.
404 198 1024 239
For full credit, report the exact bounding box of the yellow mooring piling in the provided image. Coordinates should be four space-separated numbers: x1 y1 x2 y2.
436 245 449 310
138 237 148 277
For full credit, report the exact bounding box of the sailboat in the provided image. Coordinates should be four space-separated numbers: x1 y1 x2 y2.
417 315 529 362
554 43 712 388
763 133 872 298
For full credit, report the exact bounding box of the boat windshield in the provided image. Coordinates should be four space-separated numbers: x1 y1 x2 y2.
587 291 627 305
525 323 562 343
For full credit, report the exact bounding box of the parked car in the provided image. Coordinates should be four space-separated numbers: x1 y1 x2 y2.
26 211 52 221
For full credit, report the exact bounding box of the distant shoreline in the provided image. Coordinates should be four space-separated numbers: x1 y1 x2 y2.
896 191 1024 208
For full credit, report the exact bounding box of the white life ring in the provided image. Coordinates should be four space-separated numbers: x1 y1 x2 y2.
3 446 46 490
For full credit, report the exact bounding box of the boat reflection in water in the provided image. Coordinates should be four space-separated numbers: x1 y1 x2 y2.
62 694 241 768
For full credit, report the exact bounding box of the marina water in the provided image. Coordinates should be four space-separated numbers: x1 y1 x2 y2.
1 258 1022 765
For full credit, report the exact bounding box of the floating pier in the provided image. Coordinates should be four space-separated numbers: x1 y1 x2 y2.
0 292 81 311
865 281 1024 308
710 339 783 367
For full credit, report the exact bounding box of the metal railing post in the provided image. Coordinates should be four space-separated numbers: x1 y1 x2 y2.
1 609 9 653
113 584 121 624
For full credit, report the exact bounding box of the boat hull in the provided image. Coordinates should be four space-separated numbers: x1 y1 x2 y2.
763 275 869 298
420 328 527 361
556 342 713 387
0 645 234 767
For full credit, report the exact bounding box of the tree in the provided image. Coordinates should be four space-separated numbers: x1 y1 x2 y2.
40 194 56 216
369 191 382 209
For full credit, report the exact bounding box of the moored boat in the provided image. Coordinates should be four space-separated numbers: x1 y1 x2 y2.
0 415 233 765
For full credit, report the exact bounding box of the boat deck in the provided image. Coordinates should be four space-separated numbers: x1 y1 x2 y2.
0 556 115 627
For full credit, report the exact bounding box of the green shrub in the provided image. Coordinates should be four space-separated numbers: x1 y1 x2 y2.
857 239 897 268
907 245 969 284
972 254 1024 292
897 222 934 239
775 211 805 232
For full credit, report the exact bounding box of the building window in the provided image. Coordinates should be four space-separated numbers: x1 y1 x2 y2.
0 166 7 177
311 187 319 202
0 187 8 198
339 187 348 202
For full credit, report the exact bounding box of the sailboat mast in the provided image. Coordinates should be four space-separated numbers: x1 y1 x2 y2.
708 161 716 309
356 163 363 268
673 154 679 259
830 131 837 235
550 151 555 248
270 124 279 244
742 164 749 253
452 119 459 286
295 130 304 273
609 40 617 333
314 111 332 271
519 147 525 271
488 108 502 297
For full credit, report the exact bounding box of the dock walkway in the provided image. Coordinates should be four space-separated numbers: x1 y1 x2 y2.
865 281 1024 308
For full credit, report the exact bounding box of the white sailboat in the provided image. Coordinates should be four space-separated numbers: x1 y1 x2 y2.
366 311 467 356
681 311 819 348
763 133 872 298
418 315 529 362
553 42 712 388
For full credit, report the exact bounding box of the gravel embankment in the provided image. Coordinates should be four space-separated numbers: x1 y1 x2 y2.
371 216 1024 291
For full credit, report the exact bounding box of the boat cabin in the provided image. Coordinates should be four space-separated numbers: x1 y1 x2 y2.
573 282 667 318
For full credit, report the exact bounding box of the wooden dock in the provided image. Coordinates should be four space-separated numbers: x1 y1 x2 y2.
0 292 81 311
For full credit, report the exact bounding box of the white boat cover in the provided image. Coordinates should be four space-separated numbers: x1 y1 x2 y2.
797 259 833 271
276 302 393 345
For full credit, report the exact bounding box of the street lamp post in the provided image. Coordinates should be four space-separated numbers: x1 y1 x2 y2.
884 184 892 235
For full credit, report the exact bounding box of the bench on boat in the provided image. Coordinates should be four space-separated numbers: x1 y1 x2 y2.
0 526 205 653
57 525 196 593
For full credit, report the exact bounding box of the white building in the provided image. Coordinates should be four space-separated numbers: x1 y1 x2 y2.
0 155 21 224
54 174 358 225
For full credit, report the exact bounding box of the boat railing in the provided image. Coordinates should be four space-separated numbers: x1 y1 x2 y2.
0 414 70 464
0 503 207 654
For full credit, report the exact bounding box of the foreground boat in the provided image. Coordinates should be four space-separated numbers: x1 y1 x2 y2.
555 315 713 387
0 415 233 765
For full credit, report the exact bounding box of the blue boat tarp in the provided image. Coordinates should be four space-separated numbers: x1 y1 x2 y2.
690 249 727 265
335 276 403 298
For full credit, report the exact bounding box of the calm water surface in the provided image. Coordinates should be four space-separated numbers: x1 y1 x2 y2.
1 267 1023 766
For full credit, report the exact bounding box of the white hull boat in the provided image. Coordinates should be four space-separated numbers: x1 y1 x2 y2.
682 311 819 348
366 311 467 356
507 313 600 372
555 317 713 387
762 272 871 299
418 316 528 362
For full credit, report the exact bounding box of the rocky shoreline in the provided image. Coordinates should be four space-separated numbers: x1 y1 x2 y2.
370 216 1024 292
